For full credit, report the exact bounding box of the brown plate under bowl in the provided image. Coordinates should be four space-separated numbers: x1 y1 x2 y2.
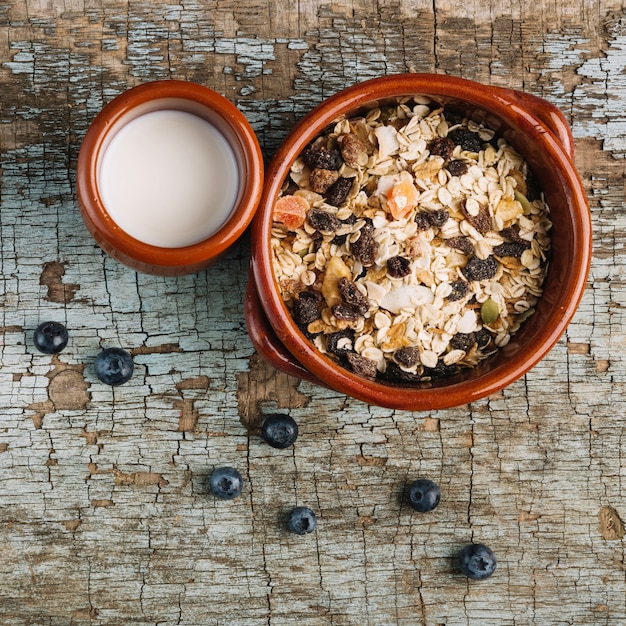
249 73 592 411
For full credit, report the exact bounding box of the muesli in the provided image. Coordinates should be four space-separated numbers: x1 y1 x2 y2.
271 98 552 383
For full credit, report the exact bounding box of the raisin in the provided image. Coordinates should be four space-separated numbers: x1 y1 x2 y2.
464 256 499 281
450 332 476 352
331 303 360 322
446 236 474 256
428 137 455 160
444 110 464 126
500 224 528 244
338 277 369 315
461 200 491 234
325 177 353 207
360 218 375 236
428 209 449 228
351 226 379 267
447 280 470 301
337 133 366 165
309 168 339 194
385 362 422 384
387 255 412 278
310 230 323 251
525 169 541 202
292 292 321 326
446 159 469 176
493 241 529 258
415 212 432 231
303 145 342 170
426 360 461 378
346 352 378 378
327 329 355 357
394 346 421 368
449 127 482 153
332 233 348 246
306 207 341 233
475 328 494 351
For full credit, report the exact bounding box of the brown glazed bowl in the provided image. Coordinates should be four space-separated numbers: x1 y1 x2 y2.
77 80 263 275
248 73 592 411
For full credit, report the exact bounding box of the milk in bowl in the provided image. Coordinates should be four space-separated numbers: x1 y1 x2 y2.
98 109 239 248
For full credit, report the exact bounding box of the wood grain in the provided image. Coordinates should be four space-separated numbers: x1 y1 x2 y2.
0 1 625 624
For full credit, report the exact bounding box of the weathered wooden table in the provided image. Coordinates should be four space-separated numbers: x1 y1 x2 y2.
0 1 624 624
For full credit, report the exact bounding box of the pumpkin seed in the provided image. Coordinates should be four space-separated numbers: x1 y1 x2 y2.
480 298 500 325
516 307 535 323
514 189 532 215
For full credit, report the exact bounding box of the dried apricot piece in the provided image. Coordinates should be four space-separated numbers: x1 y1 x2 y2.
274 195 309 229
387 179 419 220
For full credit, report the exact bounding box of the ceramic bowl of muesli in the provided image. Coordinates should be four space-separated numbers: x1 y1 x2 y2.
247 73 591 410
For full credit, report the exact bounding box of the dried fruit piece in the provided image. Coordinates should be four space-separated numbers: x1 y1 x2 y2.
337 133 366 165
325 177 353 207
303 144 342 170
449 127 482 152
387 179 419 219
500 224 528 244
274 194 309 229
309 168 339 194
428 137 455 159
493 241 529 258
461 199 491 234
306 207 341 233
292 291 321 326
446 236 474 256
464 256 498 281
387 255 412 278
351 221 379 267
321 255 352 307
446 159 468 176
475 328 494 350
332 303 360 321
385 362 422 383
450 332 476 352
480 298 500 325
447 280 470 301
346 352 378 378
495 198 524 224
415 212 431 231
327 329 355 356
338 277 369 315
394 346 421 368
428 209 449 228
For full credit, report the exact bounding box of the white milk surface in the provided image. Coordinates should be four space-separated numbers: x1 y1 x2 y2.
98 109 239 248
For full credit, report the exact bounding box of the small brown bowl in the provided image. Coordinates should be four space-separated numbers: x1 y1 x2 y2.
248 73 592 411
77 80 263 275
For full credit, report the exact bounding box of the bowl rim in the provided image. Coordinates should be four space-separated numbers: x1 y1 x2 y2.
76 79 264 275
250 72 592 410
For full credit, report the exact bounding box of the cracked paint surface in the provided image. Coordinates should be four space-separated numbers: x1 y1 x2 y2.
0 1 625 624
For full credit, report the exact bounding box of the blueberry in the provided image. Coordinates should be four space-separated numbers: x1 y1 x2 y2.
261 414 299 449
459 543 497 580
209 466 243 500
94 347 134 386
407 478 441 513
33 321 69 354
287 506 317 535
